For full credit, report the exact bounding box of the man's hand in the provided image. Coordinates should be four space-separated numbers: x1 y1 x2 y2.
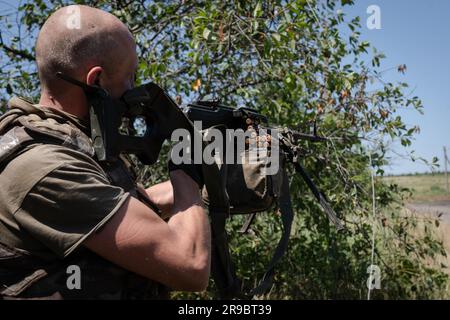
139 181 174 220
139 166 203 220
168 160 204 189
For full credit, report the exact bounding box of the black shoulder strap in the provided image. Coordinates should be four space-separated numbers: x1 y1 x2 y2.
210 166 295 299
210 211 244 299
249 168 294 296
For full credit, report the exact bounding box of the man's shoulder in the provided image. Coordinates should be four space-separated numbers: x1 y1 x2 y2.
0 143 104 214
6 143 100 175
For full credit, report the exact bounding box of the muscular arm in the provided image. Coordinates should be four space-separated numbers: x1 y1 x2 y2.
84 170 211 291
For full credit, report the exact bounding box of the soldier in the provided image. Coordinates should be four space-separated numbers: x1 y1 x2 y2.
0 5 210 299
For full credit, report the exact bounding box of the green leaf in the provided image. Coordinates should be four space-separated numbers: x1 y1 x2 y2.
6 83 12 95
253 1 262 18
273 33 281 42
290 39 296 50
203 28 211 40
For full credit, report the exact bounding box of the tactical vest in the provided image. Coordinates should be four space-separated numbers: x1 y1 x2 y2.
0 97 167 300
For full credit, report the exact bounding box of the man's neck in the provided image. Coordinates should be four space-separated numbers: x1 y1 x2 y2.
39 91 89 120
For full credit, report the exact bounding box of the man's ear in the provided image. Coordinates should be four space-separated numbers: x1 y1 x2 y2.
86 66 103 87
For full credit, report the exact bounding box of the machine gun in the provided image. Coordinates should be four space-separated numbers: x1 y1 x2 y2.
184 100 344 230
183 100 344 299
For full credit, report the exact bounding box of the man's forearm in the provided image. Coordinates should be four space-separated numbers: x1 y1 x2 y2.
143 171 211 272
166 170 211 287
168 201 211 274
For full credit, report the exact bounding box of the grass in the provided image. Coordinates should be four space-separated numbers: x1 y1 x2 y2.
405 208 450 278
435 217 450 273
384 172 450 202
385 173 450 285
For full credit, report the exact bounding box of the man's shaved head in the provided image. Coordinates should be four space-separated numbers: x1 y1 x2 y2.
36 5 137 96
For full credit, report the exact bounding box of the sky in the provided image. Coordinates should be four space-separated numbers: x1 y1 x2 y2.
340 0 450 175
0 0 449 175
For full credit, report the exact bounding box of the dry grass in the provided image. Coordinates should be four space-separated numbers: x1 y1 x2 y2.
385 174 450 273
404 208 450 276
433 218 450 273
384 173 450 202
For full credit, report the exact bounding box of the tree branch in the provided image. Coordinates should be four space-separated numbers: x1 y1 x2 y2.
0 33 34 61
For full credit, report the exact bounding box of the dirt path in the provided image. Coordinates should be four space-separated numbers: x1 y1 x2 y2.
406 200 450 222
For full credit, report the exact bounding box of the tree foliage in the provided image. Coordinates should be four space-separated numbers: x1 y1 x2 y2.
0 0 447 299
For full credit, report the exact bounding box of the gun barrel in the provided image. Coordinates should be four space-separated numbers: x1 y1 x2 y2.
265 126 328 143
290 130 328 142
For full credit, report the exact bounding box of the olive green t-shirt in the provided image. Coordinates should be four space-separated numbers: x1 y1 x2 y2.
0 143 130 261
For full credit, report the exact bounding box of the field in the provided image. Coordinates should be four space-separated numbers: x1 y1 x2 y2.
384 173 450 278
384 172 450 202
